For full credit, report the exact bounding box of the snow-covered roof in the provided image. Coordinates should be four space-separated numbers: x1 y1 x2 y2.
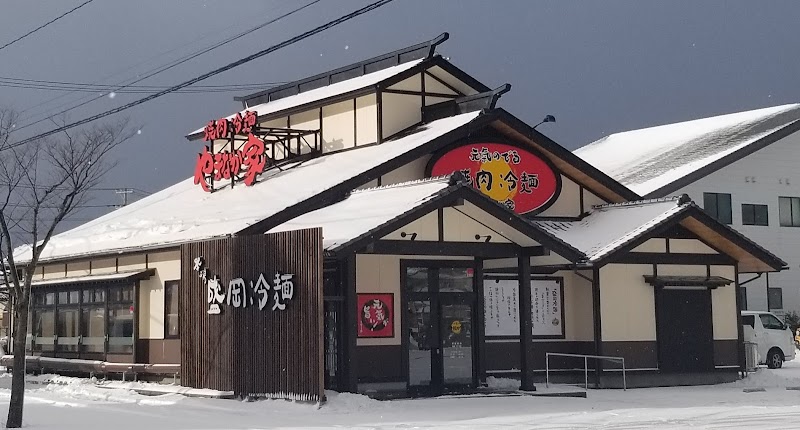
17 111 482 263
535 197 689 262
268 177 453 250
574 104 800 196
188 59 424 137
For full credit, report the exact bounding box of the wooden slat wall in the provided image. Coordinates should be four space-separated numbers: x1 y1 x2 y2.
180 228 324 401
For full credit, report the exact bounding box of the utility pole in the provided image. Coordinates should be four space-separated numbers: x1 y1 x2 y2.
114 188 134 207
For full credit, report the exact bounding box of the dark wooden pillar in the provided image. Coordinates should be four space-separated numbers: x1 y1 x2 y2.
342 254 358 392
474 258 485 386
518 253 534 391
734 266 746 375
591 267 603 387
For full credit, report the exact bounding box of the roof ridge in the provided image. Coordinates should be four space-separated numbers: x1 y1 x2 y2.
592 194 689 209
350 175 451 194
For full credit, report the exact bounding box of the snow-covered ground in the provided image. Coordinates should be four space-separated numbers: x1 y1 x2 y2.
3 359 800 429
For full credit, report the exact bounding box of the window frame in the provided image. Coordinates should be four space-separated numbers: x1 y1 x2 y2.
741 203 769 226
778 196 800 227
703 192 732 225
164 280 180 339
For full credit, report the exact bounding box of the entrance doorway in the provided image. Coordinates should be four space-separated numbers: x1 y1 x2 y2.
403 261 476 395
655 287 714 372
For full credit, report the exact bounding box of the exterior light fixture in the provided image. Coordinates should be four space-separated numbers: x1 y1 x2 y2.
533 115 556 129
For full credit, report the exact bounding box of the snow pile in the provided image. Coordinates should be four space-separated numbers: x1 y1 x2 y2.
486 376 521 390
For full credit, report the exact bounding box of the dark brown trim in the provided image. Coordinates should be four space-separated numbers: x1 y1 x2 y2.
424 70 463 96
366 240 529 258
429 56 491 94
474 257 486 384
579 186 585 215
376 88 383 144
352 98 357 146
518 253 533 390
343 254 358 392
684 206 787 271
382 88 458 99
163 280 180 339
437 208 444 241
613 252 735 265
591 267 602 385
734 266 745 373
644 120 800 198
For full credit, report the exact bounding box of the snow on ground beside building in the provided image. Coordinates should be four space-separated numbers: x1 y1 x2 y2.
2 360 800 429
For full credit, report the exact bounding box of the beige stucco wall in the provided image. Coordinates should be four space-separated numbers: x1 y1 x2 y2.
710 265 738 340
381 92 422 139
669 238 717 254
138 250 181 340
538 175 581 218
599 264 657 341
322 100 355 152
558 270 594 341
355 94 378 146
380 154 430 185
631 238 667 253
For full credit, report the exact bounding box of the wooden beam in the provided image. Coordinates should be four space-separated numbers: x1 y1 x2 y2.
364 240 545 258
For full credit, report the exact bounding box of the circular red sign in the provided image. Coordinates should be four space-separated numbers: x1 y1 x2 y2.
430 143 559 214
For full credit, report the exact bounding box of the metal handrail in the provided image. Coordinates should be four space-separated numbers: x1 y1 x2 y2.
545 352 627 390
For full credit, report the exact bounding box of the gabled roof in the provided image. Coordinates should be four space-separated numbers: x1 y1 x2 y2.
268 175 584 260
17 111 483 263
268 177 452 250
536 197 690 263
535 196 787 272
574 104 800 197
187 59 424 137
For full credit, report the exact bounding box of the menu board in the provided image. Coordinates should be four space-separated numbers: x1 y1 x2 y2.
483 278 563 338
483 279 520 336
531 279 563 337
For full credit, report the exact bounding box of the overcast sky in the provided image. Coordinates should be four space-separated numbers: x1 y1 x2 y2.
2 0 799 224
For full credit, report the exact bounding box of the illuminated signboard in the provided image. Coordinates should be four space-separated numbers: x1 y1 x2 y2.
428 142 559 214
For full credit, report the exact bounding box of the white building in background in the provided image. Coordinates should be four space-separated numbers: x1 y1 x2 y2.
575 104 800 316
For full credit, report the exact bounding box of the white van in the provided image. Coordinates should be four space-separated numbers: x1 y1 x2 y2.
741 311 795 368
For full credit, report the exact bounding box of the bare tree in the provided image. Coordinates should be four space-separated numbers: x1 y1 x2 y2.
0 108 135 428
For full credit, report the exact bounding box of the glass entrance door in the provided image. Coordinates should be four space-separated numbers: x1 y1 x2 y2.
405 263 475 395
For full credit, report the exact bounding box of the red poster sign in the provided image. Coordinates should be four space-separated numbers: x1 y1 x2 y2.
357 293 394 338
429 142 559 214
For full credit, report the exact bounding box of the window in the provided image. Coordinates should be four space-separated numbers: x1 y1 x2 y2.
760 313 785 330
742 314 755 329
779 197 800 227
165 281 180 338
703 192 732 224
768 287 783 310
742 204 769 226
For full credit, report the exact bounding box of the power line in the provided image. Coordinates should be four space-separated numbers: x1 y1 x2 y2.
13 2 289 120
3 0 396 149
11 0 323 133
0 76 286 91
0 0 95 52
0 80 286 94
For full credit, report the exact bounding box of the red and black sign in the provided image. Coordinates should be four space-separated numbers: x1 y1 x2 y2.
357 293 393 338
428 142 560 214
194 111 265 192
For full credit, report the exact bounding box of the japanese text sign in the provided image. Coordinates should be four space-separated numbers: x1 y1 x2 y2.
429 142 559 214
193 256 296 315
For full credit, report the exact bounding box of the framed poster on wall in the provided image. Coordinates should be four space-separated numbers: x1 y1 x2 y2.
357 293 394 338
483 277 565 338
483 278 521 336
530 278 565 338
